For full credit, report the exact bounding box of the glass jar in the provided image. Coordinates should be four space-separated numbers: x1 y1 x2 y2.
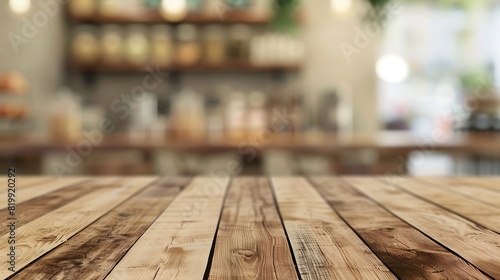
170 90 206 140
48 88 82 141
98 0 121 16
175 24 201 66
246 91 268 137
124 25 149 66
100 25 123 65
68 0 96 17
203 25 226 65
227 24 252 62
150 25 174 67
225 91 247 140
71 26 99 65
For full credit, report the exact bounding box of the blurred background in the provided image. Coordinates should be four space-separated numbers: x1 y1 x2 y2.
1 0 500 176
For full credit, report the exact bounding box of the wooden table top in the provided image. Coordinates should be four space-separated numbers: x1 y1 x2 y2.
2 176 500 279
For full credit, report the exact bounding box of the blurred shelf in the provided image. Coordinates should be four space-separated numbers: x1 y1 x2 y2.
70 62 302 73
69 10 272 24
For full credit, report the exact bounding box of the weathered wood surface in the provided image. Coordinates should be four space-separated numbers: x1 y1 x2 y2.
4 176 500 280
310 177 489 280
208 178 298 280
271 177 396 280
346 177 500 279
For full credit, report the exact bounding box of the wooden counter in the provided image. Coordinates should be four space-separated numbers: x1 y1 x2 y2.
2 176 499 279
1 131 500 156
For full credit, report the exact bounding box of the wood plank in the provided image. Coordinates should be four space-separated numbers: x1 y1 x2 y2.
0 179 117 237
346 177 500 279
0 177 157 279
12 177 190 280
271 177 396 280
459 178 500 192
105 176 230 280
310 177 489 280
208 178 298 280
417 177 500 209
0 177 88 210
389 178 500 233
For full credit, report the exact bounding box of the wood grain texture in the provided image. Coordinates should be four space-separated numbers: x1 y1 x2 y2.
389 178 500 233
417 177 500 209
459 178 500 192
346 177 500 279
0 179 108 237
105 176 230 280
310 177 489 280
271 177 396 280
0 177 88 210
0 177 157 279
12 177 189 280
208 178 298 280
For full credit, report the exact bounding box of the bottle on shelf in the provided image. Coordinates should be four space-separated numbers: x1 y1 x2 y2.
72 25 99 66
100 25 124 65
170 89 206 140
227 24 252 62
124 25 150 66
175 24 201 66
224 91 247 140
48 88 82 141
246 91 268 138
68 0 96 18
203 25 226 65
150 25 175 67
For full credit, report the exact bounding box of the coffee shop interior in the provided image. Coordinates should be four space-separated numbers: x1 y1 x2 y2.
1 0 500 177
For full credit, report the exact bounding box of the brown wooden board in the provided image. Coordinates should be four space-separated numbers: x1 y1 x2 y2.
208 178 298 280
310 177 489 279
12 178 189 280
271 177 396 280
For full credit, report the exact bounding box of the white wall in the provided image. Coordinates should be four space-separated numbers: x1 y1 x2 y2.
302 0 381 133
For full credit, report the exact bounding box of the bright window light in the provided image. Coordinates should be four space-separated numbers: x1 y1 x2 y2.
376 54 409 83
9 0 31 14
331 0 352 14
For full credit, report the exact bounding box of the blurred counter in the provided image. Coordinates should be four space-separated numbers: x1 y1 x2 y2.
1 131 499 156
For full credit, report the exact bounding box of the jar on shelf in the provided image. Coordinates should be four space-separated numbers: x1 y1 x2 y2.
68 0 96 17
203 25 226 65
170 90 206 140
98 0 121 16
246 91 268 137
71 25 99 65
48 88 82 141
225 91 247 140
124 25 150 66
227 24 252 62
150 25 174 67
175 24 201 66
100 25 124 65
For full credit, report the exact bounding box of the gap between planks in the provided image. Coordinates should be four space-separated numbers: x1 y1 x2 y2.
0 177 158 279
11 177 190 280
345 177 500 279
308 177 489 280
271 177 396 280
105 176 231 280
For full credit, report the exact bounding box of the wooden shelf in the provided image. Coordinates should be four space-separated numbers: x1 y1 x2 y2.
70 10 272 24
71 62 301 73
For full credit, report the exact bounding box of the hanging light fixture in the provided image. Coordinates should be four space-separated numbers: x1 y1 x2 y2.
330 0 352 15
159 0 188 22
9 0 31 14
